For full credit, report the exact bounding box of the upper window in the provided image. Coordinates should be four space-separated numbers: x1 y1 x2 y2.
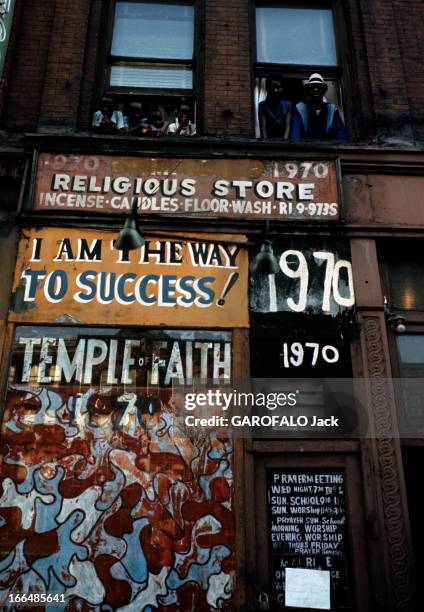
110 1 195 91
254 2 346 140
93 1 197 137
256 4 337 66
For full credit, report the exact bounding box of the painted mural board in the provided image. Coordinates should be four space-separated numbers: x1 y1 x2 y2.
1 326 235 610
33 153 341 221
9 228 248 328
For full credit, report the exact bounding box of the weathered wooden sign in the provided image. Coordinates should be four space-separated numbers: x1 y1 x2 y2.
267 469 351 610
33 153 341 221
250 239 355 316
9 327 232 388
9 228 248 327
2 326 235 609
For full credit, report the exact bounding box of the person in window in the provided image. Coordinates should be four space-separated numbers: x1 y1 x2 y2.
259 77 291 139
290 73 348 140
92 96 114 131
117 98 130 132
168 104 196 136
92 96 126 133
142 108 168 137
127 101 150 136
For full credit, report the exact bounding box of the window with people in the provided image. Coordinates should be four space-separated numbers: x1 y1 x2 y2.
92 0 197 137
255 1 348 140
92 97 196 136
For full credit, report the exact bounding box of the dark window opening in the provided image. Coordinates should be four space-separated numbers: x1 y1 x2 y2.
254 2 347 140
380 240 424 435
94 0 197 136
402 447 424 584
91 94 196 137
383 241 424 313
0 157 25 216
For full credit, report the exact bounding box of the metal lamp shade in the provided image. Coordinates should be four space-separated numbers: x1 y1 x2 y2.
249 240 280 275
114 218 145 251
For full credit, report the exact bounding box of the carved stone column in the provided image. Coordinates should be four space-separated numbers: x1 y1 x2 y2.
350 239 416 611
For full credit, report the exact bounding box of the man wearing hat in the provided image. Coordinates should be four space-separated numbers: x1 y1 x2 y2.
290 73 348 140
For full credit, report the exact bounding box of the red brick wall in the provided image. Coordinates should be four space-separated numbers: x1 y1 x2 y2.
78 0 104 130
1 0 424 141
356 0 414 141
1 0 56 130
392 0 424 141
342 0 376 137
38 0 91 128
0 0 22 118
203 0 253 136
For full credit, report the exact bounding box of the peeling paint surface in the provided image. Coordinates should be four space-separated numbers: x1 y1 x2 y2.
0 327 235 611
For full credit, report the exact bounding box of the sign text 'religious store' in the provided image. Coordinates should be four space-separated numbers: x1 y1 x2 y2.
34 154 341 221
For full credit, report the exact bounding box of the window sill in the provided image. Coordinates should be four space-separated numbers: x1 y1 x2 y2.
20 130 423 154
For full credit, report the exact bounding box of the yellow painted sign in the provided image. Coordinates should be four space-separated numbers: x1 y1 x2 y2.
10 228 249 328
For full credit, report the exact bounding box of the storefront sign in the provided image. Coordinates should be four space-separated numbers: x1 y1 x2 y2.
9 228 248 327
33 153 341 221
250 239 355 316
267 469 351 610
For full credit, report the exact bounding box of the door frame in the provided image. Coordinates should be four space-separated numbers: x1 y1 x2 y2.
244 440 372 611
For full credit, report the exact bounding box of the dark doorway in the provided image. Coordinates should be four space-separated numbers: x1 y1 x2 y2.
402 445 424 584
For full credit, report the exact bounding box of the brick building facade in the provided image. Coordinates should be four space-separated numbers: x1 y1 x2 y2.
0 1 423 610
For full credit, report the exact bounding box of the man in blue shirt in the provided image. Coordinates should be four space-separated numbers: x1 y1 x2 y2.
290 73 348 140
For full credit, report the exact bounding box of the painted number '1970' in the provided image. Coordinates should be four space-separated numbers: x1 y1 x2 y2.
281 342 340 368
282 162 330 179
279 250 355 313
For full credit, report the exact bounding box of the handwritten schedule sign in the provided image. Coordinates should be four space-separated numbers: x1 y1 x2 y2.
266 469 352 610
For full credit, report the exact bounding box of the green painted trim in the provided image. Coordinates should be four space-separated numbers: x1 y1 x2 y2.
0 0 16 78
